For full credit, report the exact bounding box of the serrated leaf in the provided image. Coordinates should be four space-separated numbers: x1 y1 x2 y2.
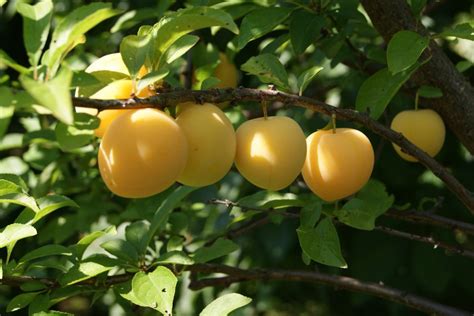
7 292 39 312
0 224 37 248
0 87 15 139
16 0 53 67
0 192 39 212
200 293 252 316
297 218 347 268
156 251 194 265
136 68 169 92
237 7 291 50
241 54 289 89
120 34 151 80
297 66 323 95
440 23 474 41
355 65 419 119
387 31 428 74
19 244 73 263
44 3 121 76
121 266 177 315
151 7 238 69
0 49 29 73
60 256 116 286
33 195 78 223
101 239 138 263
290 10 325 55
418 85 443 98
193 238 239 263
163 34 199 64
20 67 74 125
335 179 394 230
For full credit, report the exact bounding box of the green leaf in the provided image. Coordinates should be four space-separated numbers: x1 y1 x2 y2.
407 0 427 17
200 77 221 90
200 293 252 316
387 31 428 74
0 193 39 212
120 34 151 80
147 186 196 245
16 0 53 67
0 174 28 193
60 256 115 286
299 201 322 229
238 191 304 209
7 292 39 312
241 54 289 89
193 238 239 263
163 34 199 65
20 67 74 125
297 217 347 268
121 266 177 315
0 157 29 175
335 180 394 230
125 221 150 255
0 133 23 151
440 23 474 41
0 49 29 73
151 7 238 69
0 178 24 196
290 10 325 55
55 113 99 151
19 244 73 263
74 226 117 259
237 7 291 50
34 195 79 223
136 68 169 92
297 66 323 95
110 9 161 33
156 251 194 265
417 85 443 98
28 293 50 314
355 65 419 119
0 87 15 139
0 223 37 248
456 60 472 73
101 239 138 264
44 3 121 76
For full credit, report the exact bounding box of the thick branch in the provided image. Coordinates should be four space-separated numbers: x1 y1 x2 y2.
72 88 474 214
2 264 470 315
187 264 471 316
360 0 474 154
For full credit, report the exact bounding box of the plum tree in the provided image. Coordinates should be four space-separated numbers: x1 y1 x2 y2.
390 109 446 162
302 128 374 201
98 108 188 198
176 102 236 187
234 116 306 190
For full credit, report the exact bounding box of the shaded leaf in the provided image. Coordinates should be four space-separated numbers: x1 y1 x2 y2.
418 85 443 98
290 10 325 54
387 31 428 74
120 34 151 79
156 251 194 265
60 256 116 286
163 34 199 64
0 87 15 139
19 244 73 263
101 239 138 263
136 68 169 92
7 292 39 312
34 195 79 223
125 221 150 255
297 66 323 95
297 217 347 268
440 23 474 41
193 238 239 263
0 49 29 73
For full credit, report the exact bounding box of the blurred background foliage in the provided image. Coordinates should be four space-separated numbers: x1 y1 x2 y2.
1 0 474 315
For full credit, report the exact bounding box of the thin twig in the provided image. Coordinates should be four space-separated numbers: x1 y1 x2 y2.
72 88 474 215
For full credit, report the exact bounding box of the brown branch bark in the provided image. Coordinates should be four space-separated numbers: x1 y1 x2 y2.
73 88 474 214
1 263 471 315
360 0 474 154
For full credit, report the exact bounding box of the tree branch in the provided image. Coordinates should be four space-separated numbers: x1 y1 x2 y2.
2 263 471 315
72 87 474 215
360 0 474 154
187 263 471 316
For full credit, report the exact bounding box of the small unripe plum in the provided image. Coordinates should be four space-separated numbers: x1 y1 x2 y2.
91 80 155 138
235 116 306 190
390 109 445 162
214 53 238 89
176 103 236 187
302 128 374 202
98 108 188 198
